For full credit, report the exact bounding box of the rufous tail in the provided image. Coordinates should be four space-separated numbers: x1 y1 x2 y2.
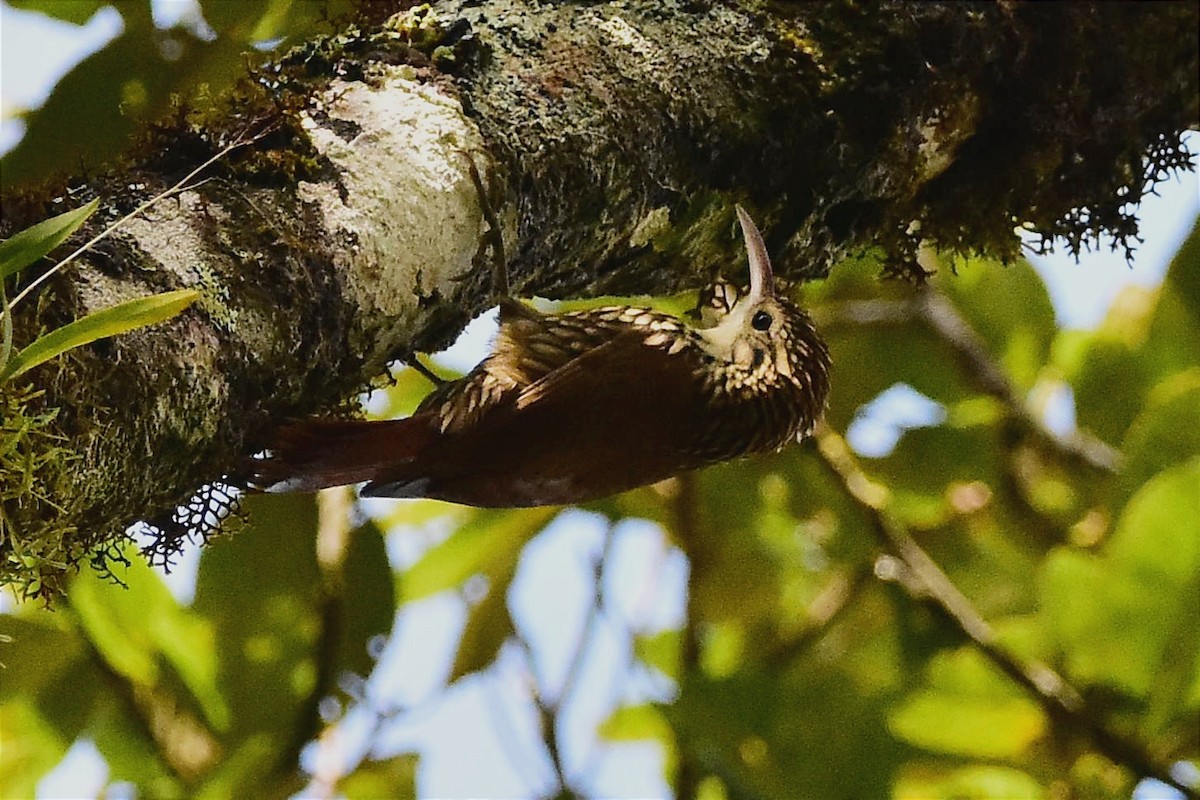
248 417 438 493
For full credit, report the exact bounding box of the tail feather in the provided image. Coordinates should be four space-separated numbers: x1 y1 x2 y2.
250 417 437 493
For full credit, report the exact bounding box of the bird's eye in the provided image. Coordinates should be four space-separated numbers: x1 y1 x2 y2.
751 310 772 331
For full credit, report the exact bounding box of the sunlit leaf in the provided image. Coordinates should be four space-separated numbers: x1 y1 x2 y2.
399 508 558 603
895 764 1046 800
0 198 99 280
338 752 419 800
888 690 1044 759
0 289 199 382
1040 458 1200 713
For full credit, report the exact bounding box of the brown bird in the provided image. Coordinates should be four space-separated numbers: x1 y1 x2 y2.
252 206 830 507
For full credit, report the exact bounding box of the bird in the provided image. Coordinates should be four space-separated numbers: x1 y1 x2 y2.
250 206 831 507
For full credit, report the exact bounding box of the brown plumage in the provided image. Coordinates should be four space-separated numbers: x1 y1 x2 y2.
251 207 830 507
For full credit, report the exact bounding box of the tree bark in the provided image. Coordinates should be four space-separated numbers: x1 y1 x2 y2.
2 0 1196 596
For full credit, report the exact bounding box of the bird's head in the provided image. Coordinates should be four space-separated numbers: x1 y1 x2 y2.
696 206 817 387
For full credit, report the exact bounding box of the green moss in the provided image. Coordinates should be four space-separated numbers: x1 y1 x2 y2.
0 383 84 601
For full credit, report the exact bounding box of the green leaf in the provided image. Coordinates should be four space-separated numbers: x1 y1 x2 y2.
0 700 73 799
0 198 99 280
0 289 198 382
330 521 397 684
449 565 516 682
600 702 674 743
399 508 557 603
934 256 1056 392
1040 458 1200 712
895 764 1046 800
67 545 230 733
338 753 419 800
1115 372 1200 509
888 690 1044 759
192 493 322 751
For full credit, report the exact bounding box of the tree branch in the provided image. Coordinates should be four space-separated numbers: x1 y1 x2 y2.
813 427 1196 797
3 0 1193 594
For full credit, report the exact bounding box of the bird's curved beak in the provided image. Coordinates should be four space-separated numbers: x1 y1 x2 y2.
736 205 773 305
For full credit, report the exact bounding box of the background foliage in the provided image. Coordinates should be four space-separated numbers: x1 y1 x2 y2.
3 220 1198 797
1 1 1198 798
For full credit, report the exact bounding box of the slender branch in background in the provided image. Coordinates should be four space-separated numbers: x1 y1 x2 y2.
294 486 356 800
522 526 618 800
556 525 617 712
914 289 1121 473
823 294 1121 473
671 472 706 800
511 628 579 799
813 427 1196 798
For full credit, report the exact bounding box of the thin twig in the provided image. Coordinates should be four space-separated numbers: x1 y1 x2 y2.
3 127 271 320
511 628 578 799
814 427 1195 798
824 294 1121 473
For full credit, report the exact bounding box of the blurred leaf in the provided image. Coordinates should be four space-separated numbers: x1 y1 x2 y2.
449 564 516 682
67 546 229 732
400 508 558 603
1 289 199 382
200 0 273 35
823 321 972 432
338 752 419 800
895 764 1046 800
1056 330 1151 445
635 629 682 682
601 702 674 742
192 493 322 752
935 256 1057 392
889 690 1044 759
0 700 72 799
1115 371 1200 509
89 696 183 797
0 616 94 796
669 586 907 799
6 0 110 25
872 418 1005 529
329 520 396 684
1040 458 1200 714
0 198 98 280
0 615 85 698
1143 214 1200 380
192 735 275 800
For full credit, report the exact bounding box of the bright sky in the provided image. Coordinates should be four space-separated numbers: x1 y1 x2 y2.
3 2 1197 798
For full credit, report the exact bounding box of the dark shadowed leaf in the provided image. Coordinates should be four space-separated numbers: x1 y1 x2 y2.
192 493 322 758
449 564 516 682
329 520 396 685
